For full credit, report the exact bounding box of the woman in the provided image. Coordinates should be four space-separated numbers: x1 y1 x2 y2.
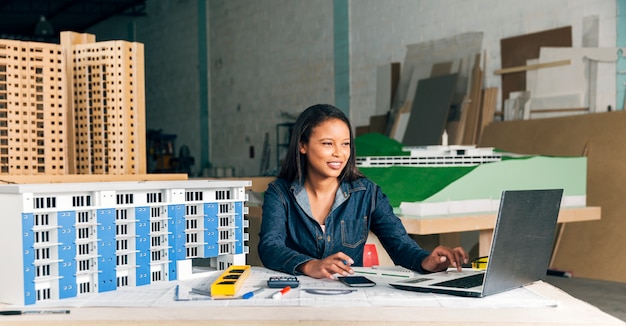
259 104 468 279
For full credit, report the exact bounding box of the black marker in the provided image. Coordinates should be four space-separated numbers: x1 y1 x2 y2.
0 310 70 315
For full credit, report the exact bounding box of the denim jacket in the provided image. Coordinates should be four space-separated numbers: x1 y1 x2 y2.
258 177 431 275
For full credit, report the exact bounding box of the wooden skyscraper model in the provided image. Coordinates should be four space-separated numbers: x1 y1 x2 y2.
0 31 146 175
0 33 250 306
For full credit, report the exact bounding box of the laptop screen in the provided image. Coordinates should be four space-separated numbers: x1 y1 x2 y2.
482 189 563 296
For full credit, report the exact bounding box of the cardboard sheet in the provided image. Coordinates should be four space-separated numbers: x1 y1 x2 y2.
479 111 626 283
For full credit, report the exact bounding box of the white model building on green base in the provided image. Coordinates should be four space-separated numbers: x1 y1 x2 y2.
354 135 586 217
399 156 586 216
356 145 502 167
0 179 250 306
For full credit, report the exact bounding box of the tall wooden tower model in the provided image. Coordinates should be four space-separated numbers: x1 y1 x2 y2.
0 31 145 175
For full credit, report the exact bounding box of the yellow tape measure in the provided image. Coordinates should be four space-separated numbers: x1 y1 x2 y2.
471 256 488 270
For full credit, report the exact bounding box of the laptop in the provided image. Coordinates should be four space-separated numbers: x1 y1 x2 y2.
389 189 563 298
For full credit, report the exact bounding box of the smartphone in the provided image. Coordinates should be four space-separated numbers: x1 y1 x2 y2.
337 276 376 287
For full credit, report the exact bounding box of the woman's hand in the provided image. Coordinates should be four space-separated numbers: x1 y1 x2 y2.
421 246 469 273
297 252 355 279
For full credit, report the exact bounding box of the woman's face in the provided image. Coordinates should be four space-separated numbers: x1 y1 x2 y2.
299 118 351 180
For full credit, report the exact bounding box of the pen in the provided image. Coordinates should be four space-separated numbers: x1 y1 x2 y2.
190 287 212 296
241 287 265 299
272 286 291 299
0 310 70 315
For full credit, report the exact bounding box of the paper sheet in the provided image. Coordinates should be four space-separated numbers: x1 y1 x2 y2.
9 267 559 309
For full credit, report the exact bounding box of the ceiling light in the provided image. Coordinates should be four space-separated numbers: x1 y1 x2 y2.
35 16 54 36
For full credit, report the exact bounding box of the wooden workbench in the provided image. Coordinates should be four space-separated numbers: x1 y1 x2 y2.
400 206 601 256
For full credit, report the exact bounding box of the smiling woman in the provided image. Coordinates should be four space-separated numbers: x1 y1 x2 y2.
298 118 351 198
258 104 469 281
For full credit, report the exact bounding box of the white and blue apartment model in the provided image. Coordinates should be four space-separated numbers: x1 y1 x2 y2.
0 179 250 305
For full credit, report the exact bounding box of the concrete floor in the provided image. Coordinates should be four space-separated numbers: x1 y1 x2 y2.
546 275 626 322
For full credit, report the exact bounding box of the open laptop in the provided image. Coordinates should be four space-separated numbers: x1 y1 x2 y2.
389 189 563 298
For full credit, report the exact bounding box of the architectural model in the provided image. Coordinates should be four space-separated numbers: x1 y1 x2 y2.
0 31 145 175
354 139 586 216
356 145 502 167
398 156 587 216
0 179 250 306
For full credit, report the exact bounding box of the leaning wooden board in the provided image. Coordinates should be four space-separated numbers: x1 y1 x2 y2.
480 110 626 284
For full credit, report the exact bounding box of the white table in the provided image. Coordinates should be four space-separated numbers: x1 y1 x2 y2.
0 266 622 325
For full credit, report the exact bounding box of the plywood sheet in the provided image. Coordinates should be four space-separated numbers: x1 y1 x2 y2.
355 126 370 137
430 61 453 77
390 62 400 111
390 101 412 142
402 74 458 146
461 55 483 144
478 87 498 142
479 111 626 283
375 63 400 116
387 32 483 136
500 26 572 117
369 114 388 135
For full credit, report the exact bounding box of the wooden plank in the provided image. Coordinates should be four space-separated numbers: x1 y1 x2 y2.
494 59 571 75
461 54 483 144
531 107 589 114
355 126 370 137
369 114 388 135
390 62 401 112
550 224 567 268
401 207 601 257
430 61 453 77
477 87 498 143
0 173 188 184
400 206 600 235
448 96 470 145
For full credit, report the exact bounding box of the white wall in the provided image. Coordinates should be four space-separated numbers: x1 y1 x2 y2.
90 0 617 177
208 0 336 176
90 0 203 175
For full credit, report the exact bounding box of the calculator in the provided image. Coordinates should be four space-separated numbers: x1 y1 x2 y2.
267 276 300 288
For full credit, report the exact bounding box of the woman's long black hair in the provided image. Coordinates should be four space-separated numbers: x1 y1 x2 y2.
278 104 364 183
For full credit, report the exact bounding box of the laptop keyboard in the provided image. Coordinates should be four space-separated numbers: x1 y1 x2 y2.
431 273 485 289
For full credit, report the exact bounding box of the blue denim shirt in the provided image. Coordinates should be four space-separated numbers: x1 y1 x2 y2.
258 177 431 275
